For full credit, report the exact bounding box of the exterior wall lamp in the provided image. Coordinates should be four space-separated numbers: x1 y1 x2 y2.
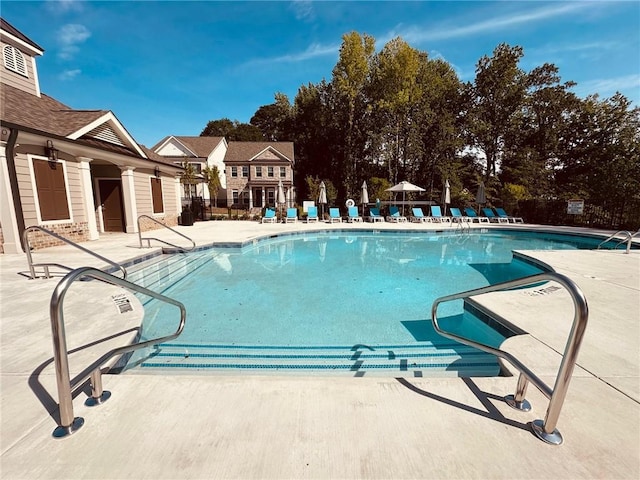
154 166 161 178
45 140 58 163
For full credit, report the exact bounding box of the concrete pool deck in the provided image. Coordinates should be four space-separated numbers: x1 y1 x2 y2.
0 220 638 479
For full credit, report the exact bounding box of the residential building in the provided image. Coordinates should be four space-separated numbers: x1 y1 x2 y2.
0 18 183 254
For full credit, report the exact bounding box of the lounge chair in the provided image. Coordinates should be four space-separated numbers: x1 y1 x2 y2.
495 207 524 223
410 207 429 223
482 208 509 223
449 207 467 223
306 206 319 223
285 207 298 223
386 206 407 222
347 206 362 222
464 207 489 223
367 207 385 222
261 208 277 223
429 206 450 223
329 208 342 223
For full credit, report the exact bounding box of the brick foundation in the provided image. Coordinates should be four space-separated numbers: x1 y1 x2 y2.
138 215 179 232
26 222 89 250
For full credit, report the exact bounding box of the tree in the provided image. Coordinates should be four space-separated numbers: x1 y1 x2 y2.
201 118 264 141
180 161 198 210
250 93 293 141
202 165 222 207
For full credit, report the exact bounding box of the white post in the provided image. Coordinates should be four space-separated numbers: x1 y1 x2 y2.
77 157 99 240
119 167 138 233
0 143 23 253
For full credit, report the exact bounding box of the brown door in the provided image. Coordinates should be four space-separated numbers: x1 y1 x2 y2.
98 179 125 232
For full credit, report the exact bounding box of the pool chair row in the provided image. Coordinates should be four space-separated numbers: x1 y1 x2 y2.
407 206 524 224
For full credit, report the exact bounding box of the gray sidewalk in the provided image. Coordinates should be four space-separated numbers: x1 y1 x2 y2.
1 221 638 479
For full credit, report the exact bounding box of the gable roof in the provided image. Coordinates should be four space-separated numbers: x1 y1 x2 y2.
151 135 225 158
225 142 294 163
0 18 44 54
1 83 146 158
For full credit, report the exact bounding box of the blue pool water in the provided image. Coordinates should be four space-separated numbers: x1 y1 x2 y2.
123 229 602 376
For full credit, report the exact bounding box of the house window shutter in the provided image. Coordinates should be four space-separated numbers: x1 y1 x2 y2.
3 45 28 77
33 159 70 221
151 178 164 213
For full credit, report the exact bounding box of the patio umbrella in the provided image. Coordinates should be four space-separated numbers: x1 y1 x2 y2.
386 181 426 216
476 181 486 213
441 179 451 216
277 180 286 221
361 181 369 217
318 181 327 219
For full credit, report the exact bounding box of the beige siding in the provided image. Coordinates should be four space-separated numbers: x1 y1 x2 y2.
0 40 38 95
134 171 152 216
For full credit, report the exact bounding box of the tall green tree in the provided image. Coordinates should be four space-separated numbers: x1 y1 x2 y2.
250 93 293 141
202 165 222 207
201 118 264 141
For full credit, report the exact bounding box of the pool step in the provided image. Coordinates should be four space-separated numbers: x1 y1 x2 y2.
125 252 214 293
135 342 501 377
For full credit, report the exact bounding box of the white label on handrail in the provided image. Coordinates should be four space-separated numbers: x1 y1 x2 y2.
111 293 134 314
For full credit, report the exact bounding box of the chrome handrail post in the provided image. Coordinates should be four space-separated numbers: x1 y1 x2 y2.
22 228 39 279
505 373 531 412
50 273 84 438
85 368 111 407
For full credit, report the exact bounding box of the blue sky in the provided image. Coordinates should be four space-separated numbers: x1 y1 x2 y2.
3 1 639 148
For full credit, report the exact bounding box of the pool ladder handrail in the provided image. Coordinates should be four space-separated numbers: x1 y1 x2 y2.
431 272 588 445
137 215 196 251
49 266 186 439
597 229 640 253
22 226 127 280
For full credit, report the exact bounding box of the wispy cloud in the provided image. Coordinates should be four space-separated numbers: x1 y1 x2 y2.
58 69 82 81
573 74 640 100
290 0 315 21
243 41 339 67
46 0 84 14
396 2 595 44
57 24 91 60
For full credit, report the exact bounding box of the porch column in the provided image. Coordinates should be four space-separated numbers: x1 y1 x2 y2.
248 187 253 209
0 144 22 253
119 166 138 233
175 176 182 215
77 157 99 240
262 187 265 207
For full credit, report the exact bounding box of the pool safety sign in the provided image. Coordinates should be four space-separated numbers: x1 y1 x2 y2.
111 293 133 314
567 199 584 215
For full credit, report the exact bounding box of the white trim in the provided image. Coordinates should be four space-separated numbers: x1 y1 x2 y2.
149 175 165 215
3 45 28 77
31 55 40 97
67 112 147 158
28 154 74 225
248 146 292 163
1 31 44 56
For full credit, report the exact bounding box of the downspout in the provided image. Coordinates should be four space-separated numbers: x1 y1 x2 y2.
4 127 26 237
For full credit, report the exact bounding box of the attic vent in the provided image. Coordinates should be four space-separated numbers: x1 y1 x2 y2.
3 45 28 77
86 124 126 146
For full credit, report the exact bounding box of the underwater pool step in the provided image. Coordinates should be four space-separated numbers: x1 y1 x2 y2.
135 343 501 377
125 252 214 292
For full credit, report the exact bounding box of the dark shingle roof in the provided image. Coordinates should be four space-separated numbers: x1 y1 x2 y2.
0 83 106 136
225 142 294 163
151 136 225 157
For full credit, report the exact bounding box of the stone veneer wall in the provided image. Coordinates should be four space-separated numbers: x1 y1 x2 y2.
26 222 89 250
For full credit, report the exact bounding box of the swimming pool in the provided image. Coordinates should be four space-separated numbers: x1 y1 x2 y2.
124 229 604 376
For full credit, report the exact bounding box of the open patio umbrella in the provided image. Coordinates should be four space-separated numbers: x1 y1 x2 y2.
361 181 369 217
277 180 286 221
386 181 426 216
441 179 451 216
318 181 327 219
476 181 486 213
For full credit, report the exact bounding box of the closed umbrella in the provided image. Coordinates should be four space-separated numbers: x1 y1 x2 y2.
318 181 327 219
361 181 369 217
476 181 486 213
277 180 286 221
386 181 426 216
441 179 451 216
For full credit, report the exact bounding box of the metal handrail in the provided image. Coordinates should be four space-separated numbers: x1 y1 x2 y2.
137 215 196 251
22 226 127 280
431 272 588 445
597 229 640 253
49 266 186 438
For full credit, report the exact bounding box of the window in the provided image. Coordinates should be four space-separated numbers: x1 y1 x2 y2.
242 166 249 177
231 166 238 177
280 167 286 178
232 190 239 205
267 166 274 177
267 189 275 205
256 166 262 177
32 158 70 221
151 177 164 214
3 45 28 77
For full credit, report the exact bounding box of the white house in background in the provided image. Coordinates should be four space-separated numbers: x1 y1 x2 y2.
151 136 227 207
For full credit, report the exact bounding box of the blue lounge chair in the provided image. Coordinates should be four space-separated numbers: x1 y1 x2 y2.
261 208 277 223
367 207 385 222
306 206 319 223
410 207 429 223
347 206 362 222
285 207 298 223
495 207 524 223
482 208 509 223
429 205 450 223
386 206 407 222
329 207 342 223
464 207 489 223
449 207 467 223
